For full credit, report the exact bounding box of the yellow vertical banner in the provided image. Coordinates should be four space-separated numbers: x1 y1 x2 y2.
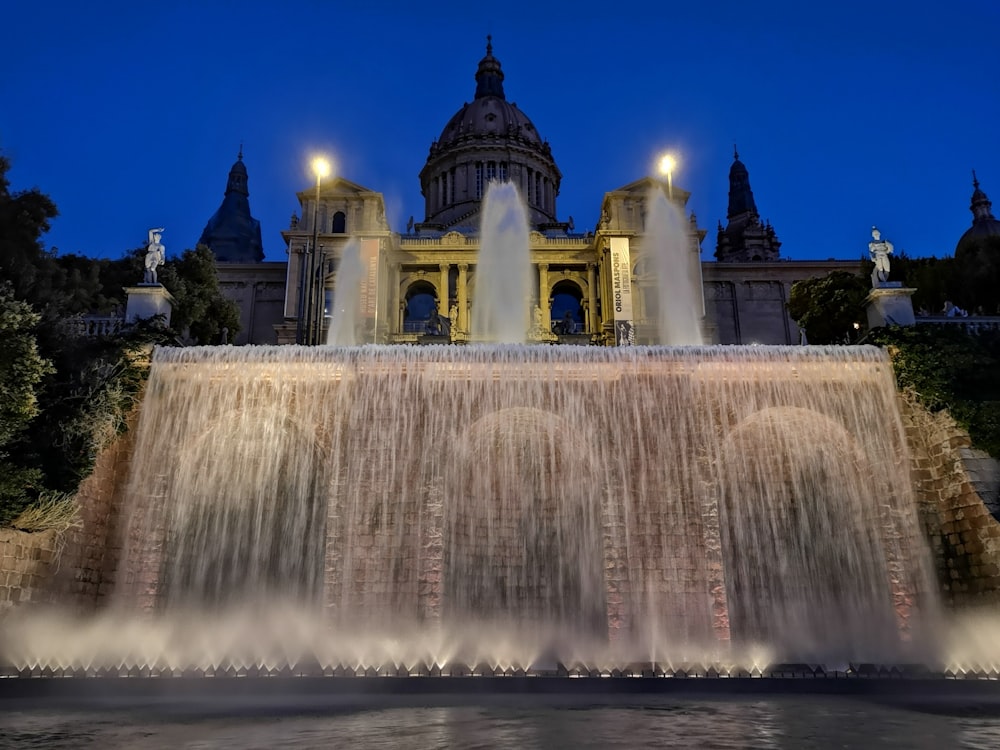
610 237 635 346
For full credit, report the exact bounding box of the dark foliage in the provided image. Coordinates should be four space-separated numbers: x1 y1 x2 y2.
787 270 869 344
868 326 1000 458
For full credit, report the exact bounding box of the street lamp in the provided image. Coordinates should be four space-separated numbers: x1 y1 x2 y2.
658 153 677 201
304 156 331 345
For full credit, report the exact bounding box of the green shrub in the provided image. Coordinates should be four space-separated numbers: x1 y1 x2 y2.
868 326 1000 457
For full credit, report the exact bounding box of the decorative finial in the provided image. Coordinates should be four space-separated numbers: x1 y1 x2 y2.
973 169 979 189
733 144 739 160
238 142 244 160
486 34 492 55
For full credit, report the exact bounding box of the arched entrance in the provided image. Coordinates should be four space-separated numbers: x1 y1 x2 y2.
550 280 584 334
403 280 441 334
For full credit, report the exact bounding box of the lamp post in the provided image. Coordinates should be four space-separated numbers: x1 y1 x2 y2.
304 156 331 345
658 153 677 201
295 240 309 344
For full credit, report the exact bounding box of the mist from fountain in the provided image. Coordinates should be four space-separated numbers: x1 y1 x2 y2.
472 181 531 343
326 239 362 346
642 187 704 345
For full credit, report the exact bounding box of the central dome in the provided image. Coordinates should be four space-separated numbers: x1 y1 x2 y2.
437 97 543 149
418 38 562 232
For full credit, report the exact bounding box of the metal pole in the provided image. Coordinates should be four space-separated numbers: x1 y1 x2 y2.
313 245 326 345
305 172 322 344
295 243 308 344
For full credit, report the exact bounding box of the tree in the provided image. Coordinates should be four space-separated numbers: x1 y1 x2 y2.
158 245 241 344
787 270 869 344
0 155 60 316
0 285 54 523
868 326 1000 458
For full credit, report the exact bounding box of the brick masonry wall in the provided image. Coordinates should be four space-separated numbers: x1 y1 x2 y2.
0 410 139 613
0 528 61 609
900 390 1000 609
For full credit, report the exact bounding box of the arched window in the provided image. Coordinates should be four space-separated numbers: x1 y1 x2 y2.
332 211 346 233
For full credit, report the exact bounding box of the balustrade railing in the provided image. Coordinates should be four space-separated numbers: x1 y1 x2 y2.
62 315 124 338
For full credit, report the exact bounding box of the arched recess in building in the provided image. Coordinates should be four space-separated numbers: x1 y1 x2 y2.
550 279 584 334
403 279 441 333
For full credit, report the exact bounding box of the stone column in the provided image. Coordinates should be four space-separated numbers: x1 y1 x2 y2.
538 263 549 319
439 263 450 312
457 263 469 334
390 264 400 335
587 262 598 335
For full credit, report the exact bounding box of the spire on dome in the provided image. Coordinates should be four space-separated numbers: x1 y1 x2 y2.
474 36 506 100
970 170 995 222
226 149 249 196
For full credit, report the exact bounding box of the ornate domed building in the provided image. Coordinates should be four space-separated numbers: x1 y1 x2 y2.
213 40 858 346
418 37 563 233
956 172 1000 261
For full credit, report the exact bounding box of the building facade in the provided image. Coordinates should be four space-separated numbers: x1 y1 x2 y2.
215 41 859 347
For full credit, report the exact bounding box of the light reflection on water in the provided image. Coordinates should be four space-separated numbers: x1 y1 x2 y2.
2 696 1000 749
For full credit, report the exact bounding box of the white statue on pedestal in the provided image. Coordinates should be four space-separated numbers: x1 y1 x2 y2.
144 227 166 284
868 226 893 287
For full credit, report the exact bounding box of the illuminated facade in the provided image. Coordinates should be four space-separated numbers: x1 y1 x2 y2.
213 41 856 346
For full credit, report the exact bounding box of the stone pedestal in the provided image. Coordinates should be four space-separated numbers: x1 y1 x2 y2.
864 283 916 329
124 284 175 326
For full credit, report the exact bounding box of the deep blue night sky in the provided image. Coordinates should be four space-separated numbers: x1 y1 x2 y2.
2 1 998 262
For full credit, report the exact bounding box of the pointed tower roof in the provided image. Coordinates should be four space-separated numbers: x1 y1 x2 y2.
727 145 758 218
716 148 781 262
199 149 264 263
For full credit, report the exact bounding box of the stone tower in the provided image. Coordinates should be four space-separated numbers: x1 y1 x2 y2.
715 148 781 262
199 149 265 263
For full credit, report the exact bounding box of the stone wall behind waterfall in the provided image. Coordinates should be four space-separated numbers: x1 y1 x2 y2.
900 391 1000 608
0 409 139 612
0 528 61 608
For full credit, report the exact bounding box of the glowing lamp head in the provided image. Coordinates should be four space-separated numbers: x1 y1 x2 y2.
312 157 331 179
658 153 677 177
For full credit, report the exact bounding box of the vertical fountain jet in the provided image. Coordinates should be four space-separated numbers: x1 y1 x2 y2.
326 239 363 346
472 181 531 343
643 187 704 345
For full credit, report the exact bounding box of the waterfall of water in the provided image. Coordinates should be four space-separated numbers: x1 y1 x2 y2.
32 343 930 673
472 182 531 343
